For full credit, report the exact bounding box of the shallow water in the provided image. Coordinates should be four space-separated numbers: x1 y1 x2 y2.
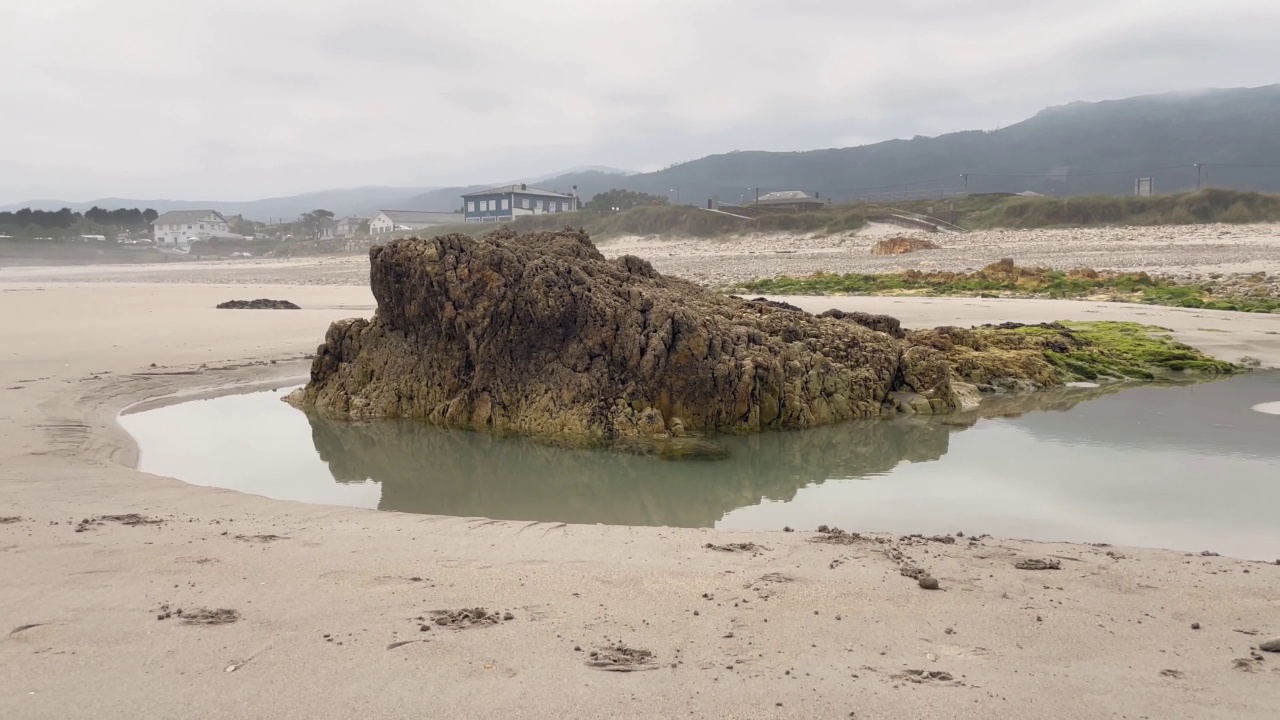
120 373 1280 560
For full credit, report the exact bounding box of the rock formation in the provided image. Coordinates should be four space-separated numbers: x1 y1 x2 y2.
216 299 300 310
292 228 1230 448
870 236 941 256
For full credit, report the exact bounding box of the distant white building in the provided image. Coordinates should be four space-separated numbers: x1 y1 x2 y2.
152 210 231 245
369 210 465 235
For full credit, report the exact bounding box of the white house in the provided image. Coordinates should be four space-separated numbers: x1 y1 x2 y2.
369 210 465 235
152 210 230 245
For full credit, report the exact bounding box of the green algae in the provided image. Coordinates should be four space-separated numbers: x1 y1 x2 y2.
1009 322 1238 381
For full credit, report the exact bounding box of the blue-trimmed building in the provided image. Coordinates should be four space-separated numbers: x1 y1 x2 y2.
462 184 578 223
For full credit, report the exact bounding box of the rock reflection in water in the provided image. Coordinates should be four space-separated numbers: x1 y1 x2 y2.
305 384 1118 527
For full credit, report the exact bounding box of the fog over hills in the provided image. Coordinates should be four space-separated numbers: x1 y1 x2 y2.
8 86 1280 219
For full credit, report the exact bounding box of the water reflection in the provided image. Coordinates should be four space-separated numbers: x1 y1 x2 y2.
304 384 1122 527
122 373 1280 557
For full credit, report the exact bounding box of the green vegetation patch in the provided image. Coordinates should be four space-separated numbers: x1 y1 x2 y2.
913 321 1236 388
1014 322 1238 381
734 260 1280 314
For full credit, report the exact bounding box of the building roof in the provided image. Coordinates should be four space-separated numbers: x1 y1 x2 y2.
152 210 228 225
757 191 819 202
322 216 365 229
375 210 465 225
461 184 575 199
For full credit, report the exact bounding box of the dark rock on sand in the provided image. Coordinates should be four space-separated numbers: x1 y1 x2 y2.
1260 638 1280 653
298 229 932 440
918 576 940 590
217 299 300 310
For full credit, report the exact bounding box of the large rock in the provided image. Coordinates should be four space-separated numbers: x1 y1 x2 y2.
299 228 946 444
292 228 1220 447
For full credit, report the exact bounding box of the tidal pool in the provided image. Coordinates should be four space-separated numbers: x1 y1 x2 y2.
120 373 1280 560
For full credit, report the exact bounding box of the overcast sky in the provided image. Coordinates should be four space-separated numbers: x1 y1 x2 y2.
3 0 1278 203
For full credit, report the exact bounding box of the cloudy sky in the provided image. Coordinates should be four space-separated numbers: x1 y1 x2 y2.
3 0 1277 203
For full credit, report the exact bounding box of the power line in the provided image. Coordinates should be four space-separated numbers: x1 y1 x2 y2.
1199 162 1280 169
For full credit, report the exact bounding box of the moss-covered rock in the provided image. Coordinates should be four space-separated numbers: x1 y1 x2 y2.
295 230 1237 448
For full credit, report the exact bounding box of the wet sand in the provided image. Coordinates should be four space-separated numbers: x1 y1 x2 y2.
2 269 1279 718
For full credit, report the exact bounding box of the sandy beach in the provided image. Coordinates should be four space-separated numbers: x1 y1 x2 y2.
3 244 1280 718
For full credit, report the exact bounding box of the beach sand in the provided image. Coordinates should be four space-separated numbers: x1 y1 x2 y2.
2 257 1279 718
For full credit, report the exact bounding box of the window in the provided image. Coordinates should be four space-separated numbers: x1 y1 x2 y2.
467 201 476 212
521 198 530 209
500 199 509 210
199 223 205 230
536 200 544 211
488 200 496 211
561 202 570 212
186 224 192 230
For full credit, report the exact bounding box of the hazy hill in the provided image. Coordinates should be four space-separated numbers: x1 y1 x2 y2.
9 85 1280 217
614 84 1280 204
397 85 1280 212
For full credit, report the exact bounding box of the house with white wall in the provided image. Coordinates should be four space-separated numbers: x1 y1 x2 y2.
152 210 230 245
369 210 465 235
321 216 368 240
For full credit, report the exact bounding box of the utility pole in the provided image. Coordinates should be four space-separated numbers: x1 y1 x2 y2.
961 173 969 194
1195 164 1202 191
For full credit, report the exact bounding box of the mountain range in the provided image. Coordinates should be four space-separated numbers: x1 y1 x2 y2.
6 85 1280 220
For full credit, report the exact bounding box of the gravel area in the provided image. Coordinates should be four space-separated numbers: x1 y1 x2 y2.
598 222 1280 286
5 222 1277 287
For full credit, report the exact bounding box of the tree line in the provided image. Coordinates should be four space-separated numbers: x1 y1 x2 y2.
0 206 160 237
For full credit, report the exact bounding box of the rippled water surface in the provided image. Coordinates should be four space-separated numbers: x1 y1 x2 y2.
120 373 1280 559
